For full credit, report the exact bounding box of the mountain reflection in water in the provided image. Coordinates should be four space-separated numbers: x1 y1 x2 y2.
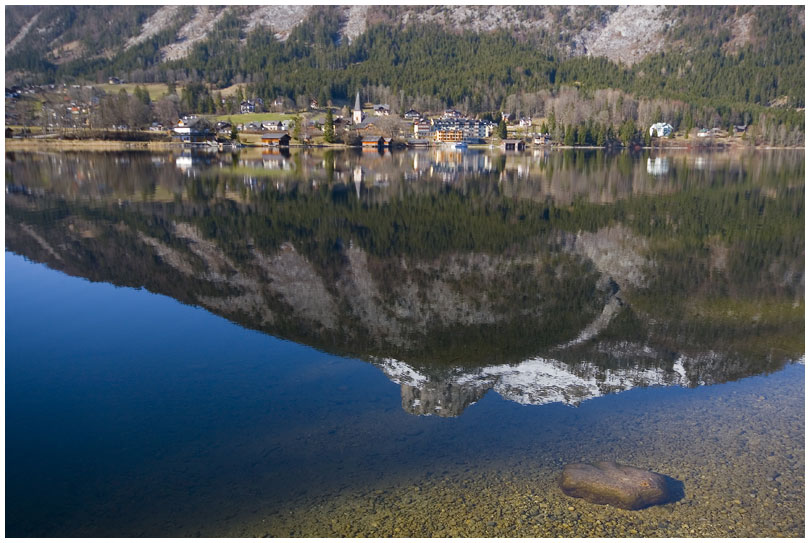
5 149 804 416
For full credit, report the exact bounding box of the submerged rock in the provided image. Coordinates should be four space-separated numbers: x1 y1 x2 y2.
559 461 672 510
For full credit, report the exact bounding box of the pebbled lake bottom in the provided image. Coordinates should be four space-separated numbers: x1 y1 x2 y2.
221 364 805 538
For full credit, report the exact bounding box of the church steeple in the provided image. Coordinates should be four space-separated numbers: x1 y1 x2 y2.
352 91 364 124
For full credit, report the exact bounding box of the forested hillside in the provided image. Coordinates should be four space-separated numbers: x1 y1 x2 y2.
5 5 804 138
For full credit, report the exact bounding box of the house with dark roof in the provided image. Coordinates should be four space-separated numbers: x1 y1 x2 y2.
262 120 283 131
261 132 291 146
373 104 390 116
172 117 214 143
501 139 525 151
407 138 430 147
362 136 384 148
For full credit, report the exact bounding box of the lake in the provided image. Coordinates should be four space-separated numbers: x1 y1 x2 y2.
5 147 804 537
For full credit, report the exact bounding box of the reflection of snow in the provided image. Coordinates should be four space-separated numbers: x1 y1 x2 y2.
378 357 429 386
646 157 669 176
376 351 690 411
463 356 688 406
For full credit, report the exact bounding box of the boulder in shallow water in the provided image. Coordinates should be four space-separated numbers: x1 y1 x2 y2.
559 461 672 510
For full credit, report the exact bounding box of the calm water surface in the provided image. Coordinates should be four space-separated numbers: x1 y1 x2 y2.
5 148 804 537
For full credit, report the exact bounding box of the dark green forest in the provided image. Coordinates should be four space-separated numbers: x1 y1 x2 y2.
9 6 804 109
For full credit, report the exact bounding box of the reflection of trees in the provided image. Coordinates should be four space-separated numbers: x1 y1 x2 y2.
5 147 803 377
10 149 803 208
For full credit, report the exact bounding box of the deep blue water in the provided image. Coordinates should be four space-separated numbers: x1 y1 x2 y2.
6 250 804 536
3 140 804 537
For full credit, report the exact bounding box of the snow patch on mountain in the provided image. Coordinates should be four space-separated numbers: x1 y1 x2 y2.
576 6 676 65
161 7 228 61
125 6 183 50
341 6 369 43
243 5 312 41
7 12 40 53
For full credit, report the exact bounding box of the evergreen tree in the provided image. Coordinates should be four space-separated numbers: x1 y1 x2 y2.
323 108 335 143
292 115 302 142
684 110 693 139
133 85 150 105
596 125 606 146
498 118 507 139
564 125 575 146
619 119 637 147
577 124 587 145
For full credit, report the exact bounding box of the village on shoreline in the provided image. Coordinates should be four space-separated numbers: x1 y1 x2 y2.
4 83 793 152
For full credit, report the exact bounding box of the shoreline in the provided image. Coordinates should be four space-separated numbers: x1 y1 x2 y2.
3 138 803 152
4 139 181 151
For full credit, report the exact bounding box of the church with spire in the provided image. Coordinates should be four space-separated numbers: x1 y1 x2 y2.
352 91 365 125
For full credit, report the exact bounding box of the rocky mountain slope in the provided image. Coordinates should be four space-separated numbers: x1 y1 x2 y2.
6 5 798 69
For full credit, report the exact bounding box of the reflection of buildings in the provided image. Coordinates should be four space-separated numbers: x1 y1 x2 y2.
260 149 293 170
426 150 493 179
353 165 363 196
175 154 193 172
174 150 216 176
160 147 802 205
646 157 670 176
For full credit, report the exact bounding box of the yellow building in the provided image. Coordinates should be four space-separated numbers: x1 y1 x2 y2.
434 129 463 143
